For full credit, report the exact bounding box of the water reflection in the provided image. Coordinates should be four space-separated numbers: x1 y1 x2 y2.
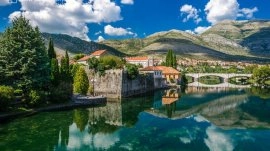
1 87 270 151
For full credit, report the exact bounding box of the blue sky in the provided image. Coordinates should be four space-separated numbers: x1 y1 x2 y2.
0 0 269 41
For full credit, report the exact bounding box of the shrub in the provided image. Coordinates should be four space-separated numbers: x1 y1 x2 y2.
27 90 47 107
74 67 89 95
0 86 15 111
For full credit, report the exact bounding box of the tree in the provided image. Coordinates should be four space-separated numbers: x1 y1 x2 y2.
88 57 99 73
60 51 71 81
51 58 59 85
47 38 56 60
252 66 270 84
126 63 139 80
74 67 89 95
165 50 177 68
0 16 50 93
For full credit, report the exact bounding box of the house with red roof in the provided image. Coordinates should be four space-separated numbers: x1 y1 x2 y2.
141 66 181 85
77 49 108 65
125 56 160 68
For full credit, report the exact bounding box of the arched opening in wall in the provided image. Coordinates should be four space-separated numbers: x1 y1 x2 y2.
229 76 251 85
198 75 223 85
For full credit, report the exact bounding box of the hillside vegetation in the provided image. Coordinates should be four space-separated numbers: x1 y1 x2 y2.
101 20 270 62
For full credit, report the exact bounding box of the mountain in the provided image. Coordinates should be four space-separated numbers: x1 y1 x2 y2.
101 20 270 62
41 33 125 57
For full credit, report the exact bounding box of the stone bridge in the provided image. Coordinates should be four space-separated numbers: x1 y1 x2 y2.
186 73 252 88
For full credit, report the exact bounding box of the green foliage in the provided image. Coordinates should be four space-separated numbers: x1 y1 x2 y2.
0 16 50 92
51 58 59 85
71 63 81 78
126 64 139 80
74 67 89 95
50 81 73 103
252 66 270 84
99 55 124 69
73 109 89 132
60 51 71 82
0 86 14 111
88 57 99 73
165 50 177 68
27 90 47 107
180 73 188 85
47 38 56 60
73 54 85 61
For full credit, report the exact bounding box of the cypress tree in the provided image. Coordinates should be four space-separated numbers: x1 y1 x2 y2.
60 51 70 81
74 67 89 95
47 38 56 60
0 16 50 91
51 58 59 85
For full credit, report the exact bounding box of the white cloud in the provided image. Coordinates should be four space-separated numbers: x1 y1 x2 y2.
238 7 258 19
194 26 211 34
9 0 122 41
104 25 135 36
204 0 258 24
0 0 10 6
180 4 202 24
204 125 234 151
95 31 102 35
121 0 134 5
96 35 105 42
185 30 195 34
205 0 239 24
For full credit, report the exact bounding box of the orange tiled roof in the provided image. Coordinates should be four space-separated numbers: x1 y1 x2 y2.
91 50 107 56
77 55 91 62
141 66 180 74
140 66 161 71
126 56 149 61
162 97 178 105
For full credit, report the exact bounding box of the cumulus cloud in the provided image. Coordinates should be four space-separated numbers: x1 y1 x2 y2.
205 0 239 24
180 4 202 24
9 0 122 41
104 25 135 36
204 0 258 24
0 0 11 6
96 35 105 42
121 0 134 5
238 7 258 19
194 26 211 34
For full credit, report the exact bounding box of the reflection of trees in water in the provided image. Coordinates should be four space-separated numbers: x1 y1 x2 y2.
73 109 89 132
89 117 119 134
248 86 270 99
0 111 73 150
165 102 177 118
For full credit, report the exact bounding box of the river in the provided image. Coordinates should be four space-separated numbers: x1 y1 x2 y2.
0 87 270 151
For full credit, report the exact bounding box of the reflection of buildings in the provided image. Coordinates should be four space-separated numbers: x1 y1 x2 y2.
162 89 180 105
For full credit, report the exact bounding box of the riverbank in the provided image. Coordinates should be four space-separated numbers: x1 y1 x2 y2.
0 96 106 123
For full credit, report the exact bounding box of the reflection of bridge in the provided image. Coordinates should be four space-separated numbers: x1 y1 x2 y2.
186 73 252 88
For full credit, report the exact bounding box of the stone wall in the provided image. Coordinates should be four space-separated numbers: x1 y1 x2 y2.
87 69 155 98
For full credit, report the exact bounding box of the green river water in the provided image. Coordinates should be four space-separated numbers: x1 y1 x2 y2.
1 87 270 151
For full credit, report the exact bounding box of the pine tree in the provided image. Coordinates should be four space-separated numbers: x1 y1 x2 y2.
47 38 56 60
74 67 89 95
0 16 50 91
51 58 59 85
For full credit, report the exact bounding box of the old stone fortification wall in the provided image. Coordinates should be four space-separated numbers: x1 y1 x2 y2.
87 69 155 98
